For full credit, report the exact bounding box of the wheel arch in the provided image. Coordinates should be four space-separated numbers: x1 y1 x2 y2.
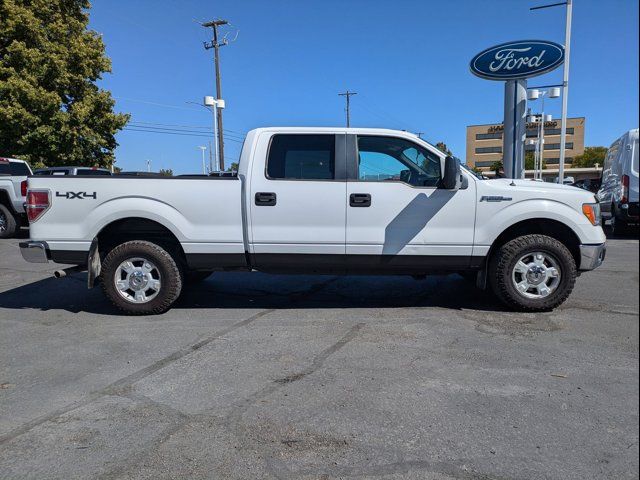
95 217 187 266
488 218 582 267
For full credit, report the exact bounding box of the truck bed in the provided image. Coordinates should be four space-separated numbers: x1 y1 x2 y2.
27 175 245 259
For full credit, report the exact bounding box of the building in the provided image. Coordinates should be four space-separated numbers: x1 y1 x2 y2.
466 117 585 173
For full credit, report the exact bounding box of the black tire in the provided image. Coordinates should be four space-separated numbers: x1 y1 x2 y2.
186 270 213 283
100 240 183 315
0 204 17 239
489 234 576 312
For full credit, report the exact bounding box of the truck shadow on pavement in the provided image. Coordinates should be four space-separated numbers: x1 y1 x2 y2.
0 272 506 315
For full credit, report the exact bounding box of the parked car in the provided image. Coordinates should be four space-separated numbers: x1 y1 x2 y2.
0 157 32 238
597 128 639 234
33 166 112 176
20 127 606 314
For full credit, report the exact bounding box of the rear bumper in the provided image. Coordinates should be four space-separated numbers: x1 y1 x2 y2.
579 243 606 271
19 241 49 263
19 241 88 265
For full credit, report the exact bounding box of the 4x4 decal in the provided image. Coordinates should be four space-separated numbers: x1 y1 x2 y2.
55 191 97 199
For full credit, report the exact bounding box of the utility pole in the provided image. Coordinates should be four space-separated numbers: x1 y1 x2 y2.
338 90 357 127
202 19 228 170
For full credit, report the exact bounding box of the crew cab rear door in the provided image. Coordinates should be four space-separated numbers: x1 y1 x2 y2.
248 132 347 272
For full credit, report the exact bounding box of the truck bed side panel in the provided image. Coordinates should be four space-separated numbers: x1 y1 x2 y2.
27 177 245 257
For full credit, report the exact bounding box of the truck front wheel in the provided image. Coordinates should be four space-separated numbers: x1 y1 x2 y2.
101 240 183 315
489 234 576 312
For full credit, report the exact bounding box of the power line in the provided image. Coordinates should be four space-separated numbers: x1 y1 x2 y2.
122 127 244 142
338 90 357 127
129 120 246 136
127 123 245 141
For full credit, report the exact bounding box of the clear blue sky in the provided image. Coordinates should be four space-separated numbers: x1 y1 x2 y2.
90 0 639 174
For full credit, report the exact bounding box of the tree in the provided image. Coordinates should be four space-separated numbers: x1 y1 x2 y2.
435 142 453 156
159 168 173 176
525 151 546 170
572 146 607 168
491 161 503 175
0 0 129 169
226 162 239 172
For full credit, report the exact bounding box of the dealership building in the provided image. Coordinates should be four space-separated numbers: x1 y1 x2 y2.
466 117 585 173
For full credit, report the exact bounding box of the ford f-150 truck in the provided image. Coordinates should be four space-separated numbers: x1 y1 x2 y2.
19 128 606 314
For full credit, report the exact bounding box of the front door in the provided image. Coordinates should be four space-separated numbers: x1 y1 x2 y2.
345 134 476 273
249 132 347 272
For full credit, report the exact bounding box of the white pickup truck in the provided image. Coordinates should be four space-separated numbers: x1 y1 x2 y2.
20 128 606 314
0 157 32 238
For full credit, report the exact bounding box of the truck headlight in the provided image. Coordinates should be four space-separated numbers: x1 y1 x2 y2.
582 203 601 226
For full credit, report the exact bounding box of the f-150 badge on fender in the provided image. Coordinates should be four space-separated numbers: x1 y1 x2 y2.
55 191 97 199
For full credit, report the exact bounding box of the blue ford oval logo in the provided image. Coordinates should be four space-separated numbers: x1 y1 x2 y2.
470 40 564 80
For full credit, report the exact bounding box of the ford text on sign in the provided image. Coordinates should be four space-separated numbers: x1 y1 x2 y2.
470 40 564 80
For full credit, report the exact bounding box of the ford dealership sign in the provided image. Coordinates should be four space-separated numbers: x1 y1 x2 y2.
470 40 564 80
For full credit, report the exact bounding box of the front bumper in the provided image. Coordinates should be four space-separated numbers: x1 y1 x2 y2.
579 243 606 271
19 241 49 263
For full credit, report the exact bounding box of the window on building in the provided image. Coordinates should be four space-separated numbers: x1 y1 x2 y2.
475 160 497 167
357 136 441 187
475 146 503 154
526 128 574 137
267 134 335 180
476 132 503 140
544 142 573 150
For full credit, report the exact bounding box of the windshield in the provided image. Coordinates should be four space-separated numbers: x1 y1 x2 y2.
461 163 484 179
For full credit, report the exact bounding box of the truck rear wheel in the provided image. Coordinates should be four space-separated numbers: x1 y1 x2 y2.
0 204 17 239
101 240 183 315
489 234 576 312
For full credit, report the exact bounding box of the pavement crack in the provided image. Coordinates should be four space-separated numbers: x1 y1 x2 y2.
0 308 274 445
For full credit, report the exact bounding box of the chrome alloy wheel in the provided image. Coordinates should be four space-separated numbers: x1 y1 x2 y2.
511 251 561 299
114 257 161 304
0 211 6 233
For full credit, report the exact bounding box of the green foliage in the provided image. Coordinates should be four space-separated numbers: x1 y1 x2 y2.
159 168 173 176
227 162 239 172
572 146 607 168
525 151 546 170
435 142 453 156
0 0 129 168
491 161 503 174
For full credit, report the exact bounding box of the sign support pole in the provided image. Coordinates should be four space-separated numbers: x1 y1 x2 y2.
502 79 527 179
558 0 572 184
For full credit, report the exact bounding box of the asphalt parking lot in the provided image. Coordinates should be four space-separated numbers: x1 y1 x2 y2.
0 233 638 480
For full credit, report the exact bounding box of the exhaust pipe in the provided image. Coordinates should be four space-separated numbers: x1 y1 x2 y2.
54 266 85 278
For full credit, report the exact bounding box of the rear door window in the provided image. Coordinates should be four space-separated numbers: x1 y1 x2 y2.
267 134 335 180
10 162 31 176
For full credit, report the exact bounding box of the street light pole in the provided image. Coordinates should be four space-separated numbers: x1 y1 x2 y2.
198 146 207 174
531 0 573 184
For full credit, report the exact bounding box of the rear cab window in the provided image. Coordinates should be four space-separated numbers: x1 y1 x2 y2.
0 160 31 176
267 134 335 180
77 169 111 176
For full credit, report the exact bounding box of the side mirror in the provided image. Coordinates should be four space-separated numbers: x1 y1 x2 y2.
441 156 461 190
